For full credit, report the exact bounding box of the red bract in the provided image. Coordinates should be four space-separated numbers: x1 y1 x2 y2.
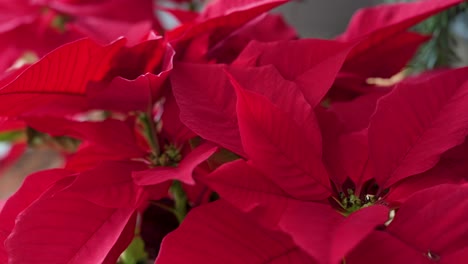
347 184 468 264
0 0 165 73
167 0 293 63
368 68 468 189
156 200 315 264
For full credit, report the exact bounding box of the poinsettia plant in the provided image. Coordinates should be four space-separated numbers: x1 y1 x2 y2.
0 0 467 263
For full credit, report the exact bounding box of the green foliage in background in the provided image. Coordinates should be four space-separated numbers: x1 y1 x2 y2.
385 1 468 71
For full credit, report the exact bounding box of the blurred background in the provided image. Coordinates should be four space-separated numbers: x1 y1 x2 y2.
276 0 379 38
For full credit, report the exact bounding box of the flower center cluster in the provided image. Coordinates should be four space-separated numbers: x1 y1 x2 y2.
338 189 377 215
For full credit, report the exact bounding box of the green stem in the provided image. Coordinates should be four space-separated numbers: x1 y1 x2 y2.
171 180 188 224
139 113 160 158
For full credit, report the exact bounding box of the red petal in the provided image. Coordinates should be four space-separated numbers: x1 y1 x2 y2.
200 0 288 20
87 75 154 113
346 231 422 264
338 0 464 78
233 39 352 107
330 90 389 133
278 200 342 263
338 130 371 190
171 63 245 156
156 200 315 264
229 65 321 146
67 161 147 208
342 31 430 78
0 169 73 262
168 0 287 43
385 159 468 205
200 159 290 227
5 192 136 264
232 75 331 200
338 0 464 41
350 184 468 263
133 142 217 186
0 38 125 116
330 205 389 264
207 14 297 63
369 68 468 188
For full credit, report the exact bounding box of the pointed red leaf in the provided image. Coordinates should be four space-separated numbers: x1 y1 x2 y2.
168 0 288 43
277 201 342 263
207 14 297 63
133 142 217 186
5 192 136 264
342 31 430 78
156 200 315 264
369 68 468 188
330 205 389 264
0 169 74 263
349 184 468 263
338 0 464 41
171 63 245 156
233 39 353 107
200 0 289 20
346 231 423 264
229 65 321 146
172 63 315 157
385 148 468 205
233 76 331 200
339 0 464 79
199 159 291 226
0 38 125 116
67 161 147 208
278 201 388 264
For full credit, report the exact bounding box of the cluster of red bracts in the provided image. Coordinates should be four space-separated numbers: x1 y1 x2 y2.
0 0 467 263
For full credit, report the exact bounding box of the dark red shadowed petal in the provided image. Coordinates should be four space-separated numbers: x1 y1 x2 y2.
87 74 154 113
341 31 430 78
